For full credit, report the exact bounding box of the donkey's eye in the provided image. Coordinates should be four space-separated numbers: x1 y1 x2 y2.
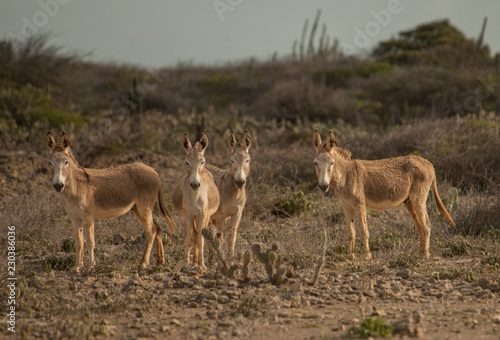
185 162 189 166
231 160 235 164
201 161 205 165
314 162 318 167
330 162 334 166
64 161 69 165
245 159 250 164
49 161 53 167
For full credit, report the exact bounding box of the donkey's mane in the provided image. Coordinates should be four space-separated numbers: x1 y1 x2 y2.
335 147 352 160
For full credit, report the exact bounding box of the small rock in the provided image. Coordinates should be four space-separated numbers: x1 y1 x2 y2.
396 269 412 279
290 281 302 293
437 281 453 292
393 318 415 336
492 314 500 324
68 282 78 291
412 311 425 324
170 319 182 327
159 325 170 333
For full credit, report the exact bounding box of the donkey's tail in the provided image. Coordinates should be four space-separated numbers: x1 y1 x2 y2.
158 188 178 238
431 177 456 227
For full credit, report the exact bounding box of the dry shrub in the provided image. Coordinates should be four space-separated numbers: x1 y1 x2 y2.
452 185 500 237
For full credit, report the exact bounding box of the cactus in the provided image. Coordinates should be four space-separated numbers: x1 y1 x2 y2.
202 227 239 278
250 242 293 286
242 250 252 281
127 78 141 113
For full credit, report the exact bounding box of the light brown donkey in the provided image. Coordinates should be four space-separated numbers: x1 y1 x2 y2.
46 131 176 272
207 129 251 262
312 129 455 260
173 132 220 271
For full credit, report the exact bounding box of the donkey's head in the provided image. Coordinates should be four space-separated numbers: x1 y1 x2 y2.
228 129 251 189
182 132 208 191
46 131 74 193
312 129 338 193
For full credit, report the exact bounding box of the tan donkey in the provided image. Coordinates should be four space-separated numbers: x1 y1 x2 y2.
46 131 176 272
312 129 455 260
208 129 251 262
173 132 220 271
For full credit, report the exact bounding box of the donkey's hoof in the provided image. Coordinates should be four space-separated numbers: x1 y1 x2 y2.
196 265 207 274
347 254 356 262
71 265 83 274
137 263 148 271
420 252 430 260
364 252 372 260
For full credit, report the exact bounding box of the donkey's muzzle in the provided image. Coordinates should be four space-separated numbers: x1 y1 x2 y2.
190 182 200 190
235 179 245 189
54 183 65 192
319 183 329 192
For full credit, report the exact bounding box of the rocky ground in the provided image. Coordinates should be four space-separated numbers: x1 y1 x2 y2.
3 253 500 339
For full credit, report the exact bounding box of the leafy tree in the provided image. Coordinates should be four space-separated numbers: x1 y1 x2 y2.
372 19 491 67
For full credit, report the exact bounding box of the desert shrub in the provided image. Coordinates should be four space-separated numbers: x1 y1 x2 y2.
272 189 315 217
42 255 75 272
0 34 76 88
453 185 500 237
314 62 395 88
348 317 393 338
253 77 339 122
438 235 473 257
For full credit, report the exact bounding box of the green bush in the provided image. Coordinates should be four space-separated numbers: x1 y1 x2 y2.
348 317 393 338
272 190 314 217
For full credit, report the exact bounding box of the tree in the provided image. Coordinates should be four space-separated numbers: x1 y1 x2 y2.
372 19 491 67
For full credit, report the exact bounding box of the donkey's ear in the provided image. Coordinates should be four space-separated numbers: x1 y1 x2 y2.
242 129 252 150
227 129 237 150
199 132 209 153
182 132 192 153
327 130 338 149
46 131 56 150
312 129 322 152
60 131 72 149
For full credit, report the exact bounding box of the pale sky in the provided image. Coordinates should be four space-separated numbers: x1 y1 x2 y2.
1 1 499 67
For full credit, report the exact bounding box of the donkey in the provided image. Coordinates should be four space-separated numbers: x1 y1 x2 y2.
172 132 220 271
46 131 176 272
207 129 251 262
312 129 455 260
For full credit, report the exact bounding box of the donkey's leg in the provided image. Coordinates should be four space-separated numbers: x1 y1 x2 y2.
342 207 356 261
183 215 194 268
227 210 243 262
195 213 208 271
153 219 165 265
132 206 156 269
404 199 427 257
356 205 372 260
83 216 96 270
413 200 431 259
70 216 84 272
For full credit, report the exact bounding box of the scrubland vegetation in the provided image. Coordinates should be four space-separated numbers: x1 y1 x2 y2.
1 19 500 339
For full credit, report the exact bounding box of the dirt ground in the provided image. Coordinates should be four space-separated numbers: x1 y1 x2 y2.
1 150 500 340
